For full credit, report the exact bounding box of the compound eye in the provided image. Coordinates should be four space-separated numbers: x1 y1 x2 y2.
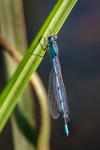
54 35 57 40
48 35 57 41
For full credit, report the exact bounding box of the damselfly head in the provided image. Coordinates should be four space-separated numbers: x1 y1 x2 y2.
48 35 57 42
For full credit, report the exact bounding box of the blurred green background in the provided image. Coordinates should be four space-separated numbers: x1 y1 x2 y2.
0 0 100 150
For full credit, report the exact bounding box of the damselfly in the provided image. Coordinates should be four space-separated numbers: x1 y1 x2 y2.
31 35 70 136
47 35 70 136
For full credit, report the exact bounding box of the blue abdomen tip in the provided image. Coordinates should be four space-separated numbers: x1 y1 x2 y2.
64 124 69 136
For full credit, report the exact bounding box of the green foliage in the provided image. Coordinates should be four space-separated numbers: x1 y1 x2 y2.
0 0 77 132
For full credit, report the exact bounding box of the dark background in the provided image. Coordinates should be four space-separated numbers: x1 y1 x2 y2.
0 0 100 150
